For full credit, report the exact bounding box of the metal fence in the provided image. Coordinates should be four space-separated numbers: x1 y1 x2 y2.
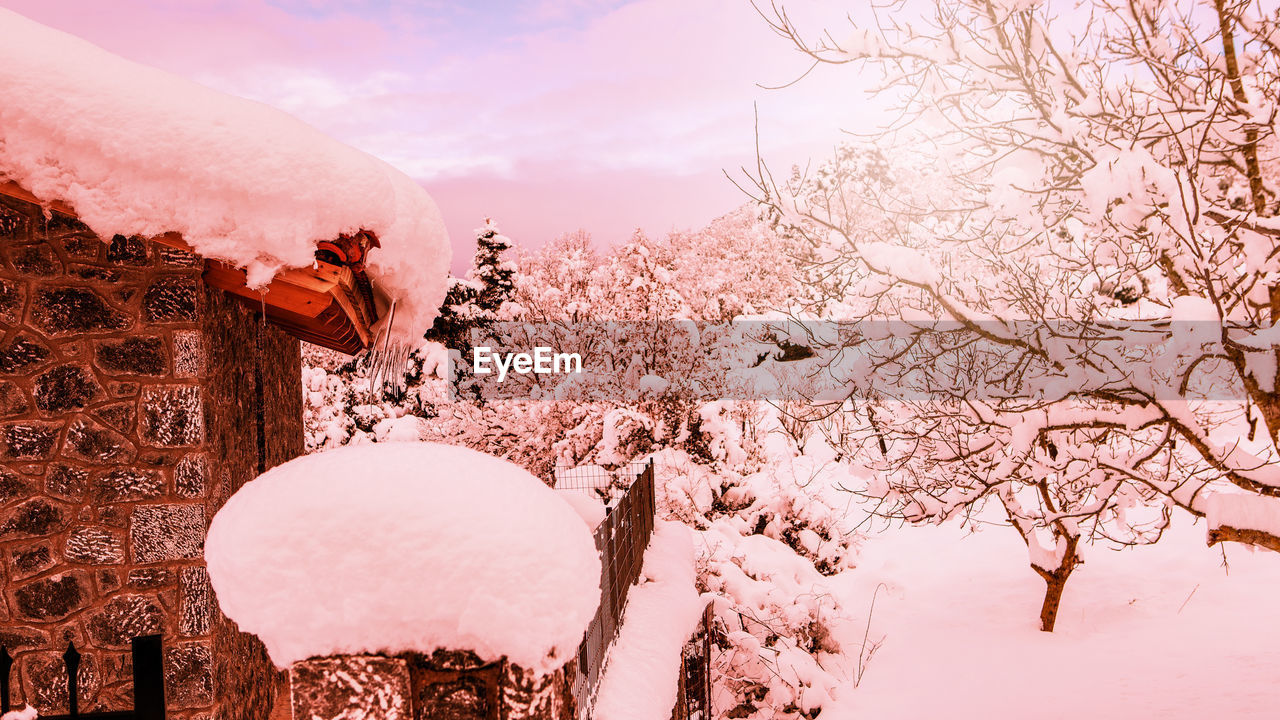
552 461 650 505
670 604 714 720
568 460 656 717
0 635 166 719
558 460 715 720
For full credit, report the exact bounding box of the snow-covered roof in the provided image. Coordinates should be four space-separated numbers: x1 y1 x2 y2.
0 8 450 344
204 442 601 674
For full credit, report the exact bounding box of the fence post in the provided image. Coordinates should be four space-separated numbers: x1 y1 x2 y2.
644 459 655 529
702 604 713 718
131 635 166 720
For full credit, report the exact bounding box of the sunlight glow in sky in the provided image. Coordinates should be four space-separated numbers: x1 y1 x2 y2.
6 0 867 268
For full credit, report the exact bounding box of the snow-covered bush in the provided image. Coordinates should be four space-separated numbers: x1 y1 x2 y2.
301 342 450 450
597 408 656 467
650 433 864 719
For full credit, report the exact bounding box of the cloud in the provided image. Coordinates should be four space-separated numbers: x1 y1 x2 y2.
4 0 396 75
422 161 752 271
194 0 864 178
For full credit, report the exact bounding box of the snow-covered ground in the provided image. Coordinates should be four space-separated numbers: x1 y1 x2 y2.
827 513 1280 718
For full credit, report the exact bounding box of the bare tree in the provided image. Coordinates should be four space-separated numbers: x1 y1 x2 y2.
747 0 1280 628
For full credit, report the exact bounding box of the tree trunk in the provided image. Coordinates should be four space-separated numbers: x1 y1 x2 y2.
1038 570 1070 632
1034 535 1079 633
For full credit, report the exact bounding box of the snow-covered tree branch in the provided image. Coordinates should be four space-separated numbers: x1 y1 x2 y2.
750 0 1280 626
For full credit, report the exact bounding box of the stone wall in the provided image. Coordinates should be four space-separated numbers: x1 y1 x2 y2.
288 650 577 720
0 194 304 719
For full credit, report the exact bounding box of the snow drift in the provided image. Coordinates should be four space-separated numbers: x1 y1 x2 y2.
204 442 601 674
0 8 450 344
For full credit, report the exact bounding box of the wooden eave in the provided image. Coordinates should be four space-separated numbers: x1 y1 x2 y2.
0 180 380 355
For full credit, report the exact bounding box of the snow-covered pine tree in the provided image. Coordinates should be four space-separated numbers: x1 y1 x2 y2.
471 217 516 316
422 219 519 401
423 278 479 353
425 218 517 351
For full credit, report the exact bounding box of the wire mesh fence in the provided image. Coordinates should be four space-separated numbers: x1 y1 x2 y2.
564 460 656 718
552 461 650 505
557 460 714 720
670 604 714 720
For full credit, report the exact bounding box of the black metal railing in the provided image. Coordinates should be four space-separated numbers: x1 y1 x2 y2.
567 459 656 717
0 635 165 719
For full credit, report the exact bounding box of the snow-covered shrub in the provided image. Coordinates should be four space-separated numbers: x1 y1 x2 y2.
702 527 851 719
650 439 864 718
301 342 450 451
597 408 655 467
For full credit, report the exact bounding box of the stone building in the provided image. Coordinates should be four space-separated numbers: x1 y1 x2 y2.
0 9 452 718
0 181 396 717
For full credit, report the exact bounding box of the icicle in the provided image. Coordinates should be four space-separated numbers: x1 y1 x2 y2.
364 298 412 398
367 341 411 397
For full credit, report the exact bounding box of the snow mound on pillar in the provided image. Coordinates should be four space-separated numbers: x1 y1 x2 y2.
0 8 450 344
204 442 601 674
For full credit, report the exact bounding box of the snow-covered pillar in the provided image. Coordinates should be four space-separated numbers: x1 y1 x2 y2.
204 443 603 720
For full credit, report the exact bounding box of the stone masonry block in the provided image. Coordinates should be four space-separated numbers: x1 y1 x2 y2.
63 418 135 463
11 571 91 621
0 335 50 374
65 526 127 564
143 276 200 323
34 364 102 413
1 421 59 460
130 504 204 563
291 656 412 720
86 594 164 647
140 386 203 447
94 337 167 376
179 566 213 636
31 287 130 335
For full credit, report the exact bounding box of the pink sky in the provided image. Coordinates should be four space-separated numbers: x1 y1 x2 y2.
6 0 869 271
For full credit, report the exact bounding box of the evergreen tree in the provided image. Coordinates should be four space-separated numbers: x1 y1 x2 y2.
422 279 478 353
420 219 519 402
471 218 516 316
424 218 516 351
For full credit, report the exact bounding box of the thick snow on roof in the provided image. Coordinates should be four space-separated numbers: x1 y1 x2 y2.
0 8 449 344
205 442 601 674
